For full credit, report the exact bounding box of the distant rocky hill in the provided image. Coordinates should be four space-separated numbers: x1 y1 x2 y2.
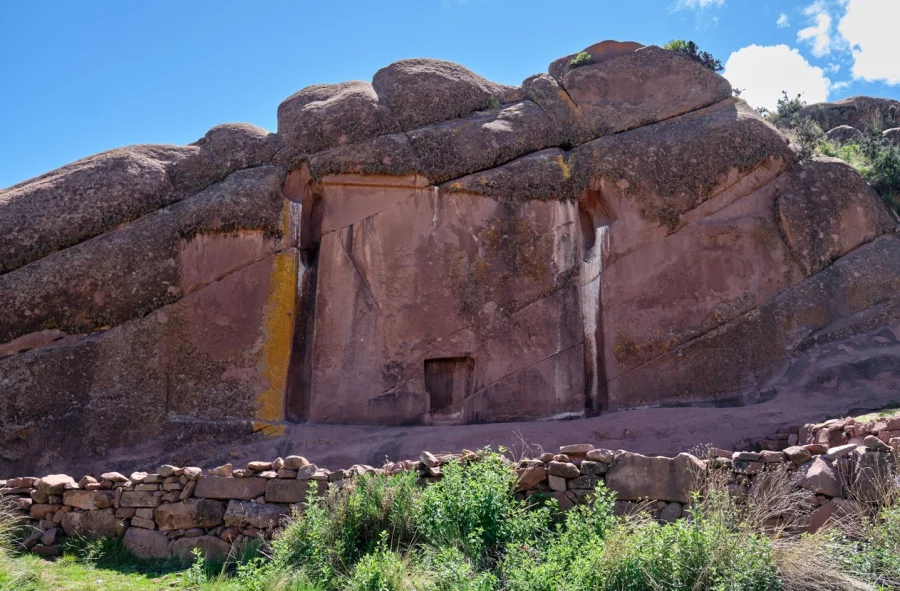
1 41 898 477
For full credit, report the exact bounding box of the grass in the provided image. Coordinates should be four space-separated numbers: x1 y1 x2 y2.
849 401 900 426
4 447 900 590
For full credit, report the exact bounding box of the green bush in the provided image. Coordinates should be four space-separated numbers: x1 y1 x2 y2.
663 39 723 72
504 486 779 591
272 470 420 585
421 546 497 591
836 504 900 589
759 91 806 125
568 51 593 70
346 540 422 591
791 117 825 162
415 452 550 566
818 132 900 214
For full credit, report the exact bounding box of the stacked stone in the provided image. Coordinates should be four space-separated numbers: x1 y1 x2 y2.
755 416 900 452
3 438 897 560
2 456 330 560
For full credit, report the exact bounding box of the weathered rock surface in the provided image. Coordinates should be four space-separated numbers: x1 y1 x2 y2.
0 166 294 344
605 452 704 503
155 499 225 531
561 45 732 137
194 477 268 501
60 510 121 538
1 40 899 475
172 535 231 561
825 125 863 144
798 96 900 133
124 527 172 560
277 81 399 158
885 128 900 145
223 500 289 529
776 158 893 275
372 58 516 131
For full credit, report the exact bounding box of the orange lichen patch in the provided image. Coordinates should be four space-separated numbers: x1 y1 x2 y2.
255 250 299 426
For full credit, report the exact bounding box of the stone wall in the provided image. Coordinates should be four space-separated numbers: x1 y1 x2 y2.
4 438 895 560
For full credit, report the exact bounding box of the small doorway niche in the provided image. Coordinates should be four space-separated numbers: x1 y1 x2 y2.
425 357 474 416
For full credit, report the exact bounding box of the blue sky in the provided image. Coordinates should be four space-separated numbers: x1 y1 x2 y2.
1 0 898 188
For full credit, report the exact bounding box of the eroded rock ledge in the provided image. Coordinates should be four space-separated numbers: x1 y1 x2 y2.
1 39 899 475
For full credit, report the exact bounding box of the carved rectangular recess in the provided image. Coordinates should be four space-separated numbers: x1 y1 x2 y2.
425 357 474 414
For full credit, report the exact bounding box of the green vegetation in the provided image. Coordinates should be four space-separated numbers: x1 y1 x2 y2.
786 117 900 213
663 40 723 72
758 90 806 125
5 448 900 590
567 51 593 70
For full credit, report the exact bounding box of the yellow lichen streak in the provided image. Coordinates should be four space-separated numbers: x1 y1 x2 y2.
556 154 573 180
253 245 298 437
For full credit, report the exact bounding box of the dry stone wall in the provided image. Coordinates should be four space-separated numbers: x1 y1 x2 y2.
4 438 896 560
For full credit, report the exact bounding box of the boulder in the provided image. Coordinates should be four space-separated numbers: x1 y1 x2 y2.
884 128 900 146
61 510 121 538
407 100 560 183
223 500 289 529
776 158 893 275
825 125 863 144
799 457 842 498
658 502 683 522
547 462 580 479
372 58 515 131
36 475 76 495
62 490 114 511
277 81 399 157
853 450 895 502
264 479 322 504
561 45 732 137
522 73 593 146
283 456 310 470
515 466 547 490
798 96 900 133
194 477 268 501
125 527 173 560
548 40 645 82
172 535 231 561
605 452 704 504
155 499 226 531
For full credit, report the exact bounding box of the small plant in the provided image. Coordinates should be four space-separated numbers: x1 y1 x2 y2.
663 39 723 72
791 117 825 162
765 91 806 125
346 536 427 591
272 469 421 585
415 450 550 567
186 547 210 586
568 51 593 70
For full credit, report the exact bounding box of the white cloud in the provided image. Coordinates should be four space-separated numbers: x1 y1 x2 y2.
674 0 725 9
831 80 851 91
824 62 841 74
838 0 900 84
777 13 790 28
723 44 831 111
797 1 833 56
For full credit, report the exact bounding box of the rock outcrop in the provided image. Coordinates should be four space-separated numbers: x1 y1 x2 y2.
1 41 898 475
798 96 900 133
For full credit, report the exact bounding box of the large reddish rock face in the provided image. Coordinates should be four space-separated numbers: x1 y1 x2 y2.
1 39 899 475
